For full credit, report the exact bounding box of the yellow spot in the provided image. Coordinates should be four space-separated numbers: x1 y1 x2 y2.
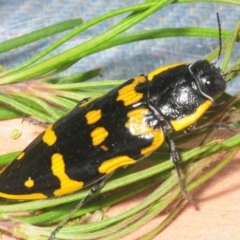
16 152 25 160
100 145 109 151
51 153 84 196
42 125 57 146
99 156 136 174
85 109 102 125
24 177 34 188
147 63 186 81
0 192 47 200
171 100 212 131
117 76 146 106
125 108 165 156
141 129 164 156
91 127 109 146
125 108 150 136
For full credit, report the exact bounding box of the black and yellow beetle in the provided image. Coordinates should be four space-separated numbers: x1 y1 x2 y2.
0 60 226 201
0 59 227 240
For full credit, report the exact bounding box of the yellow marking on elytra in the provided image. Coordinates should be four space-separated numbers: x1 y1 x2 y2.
16 152 25 160
147 63 186 81
100 145 109 151
125 108 165 156
42 125 57 146
125 108 150 136
0 192 47 200
99 156 136 174
91 127 109 146
141 129 164 155
51 153 84 196
24 177 34 188
85 109 102 125
117 76 146 106
171 100 212 131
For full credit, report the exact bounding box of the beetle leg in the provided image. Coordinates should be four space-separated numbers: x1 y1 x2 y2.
78 97 92 106
22 118 51 126
48 178 106 240
185 122 233 134
165 136 193 203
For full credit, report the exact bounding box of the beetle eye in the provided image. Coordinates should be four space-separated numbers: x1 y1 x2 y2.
203 74 226 92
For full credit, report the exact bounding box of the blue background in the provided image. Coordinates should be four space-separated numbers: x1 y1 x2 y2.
0 1 239 93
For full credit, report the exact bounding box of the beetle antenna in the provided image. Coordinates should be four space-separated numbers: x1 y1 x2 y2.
216 12 222 62
224 69 240 78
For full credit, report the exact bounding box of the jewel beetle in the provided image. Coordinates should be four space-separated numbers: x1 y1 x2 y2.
0 60 226 201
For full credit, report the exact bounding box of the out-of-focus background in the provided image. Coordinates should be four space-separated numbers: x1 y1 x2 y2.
0 1 239 93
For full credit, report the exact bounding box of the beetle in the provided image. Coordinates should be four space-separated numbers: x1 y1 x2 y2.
0 60 226 201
